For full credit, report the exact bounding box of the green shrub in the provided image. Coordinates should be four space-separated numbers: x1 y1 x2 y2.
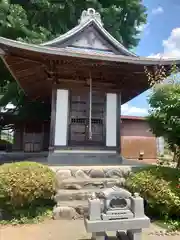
0 162 55 211
126 166 180 218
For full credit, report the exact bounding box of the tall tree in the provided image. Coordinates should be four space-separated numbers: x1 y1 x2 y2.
0 0 147 122
146 64 180 168
0 0 147 45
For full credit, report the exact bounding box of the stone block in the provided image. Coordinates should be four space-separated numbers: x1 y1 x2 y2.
92 232 105 240
64 184 82 190
56 169 72 179
89 169 105 178
84 217 150 232
119 177 126 186
116 231 130 240
121 167 132 178
127 229 142 240
74 170 90 179
55 189 100 201
60 177 121 190
56 200 88 217
53 206 80 220
105 168 123 178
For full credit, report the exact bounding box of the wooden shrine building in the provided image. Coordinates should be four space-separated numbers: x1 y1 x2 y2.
0 8 179 165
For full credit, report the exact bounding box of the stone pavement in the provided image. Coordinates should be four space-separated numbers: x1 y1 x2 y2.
1 220 180 240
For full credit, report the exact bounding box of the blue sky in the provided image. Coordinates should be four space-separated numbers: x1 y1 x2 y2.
122 0 180 116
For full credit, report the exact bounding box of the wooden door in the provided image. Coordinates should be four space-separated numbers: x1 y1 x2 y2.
90 92 105 145
69 91 105 146
69 93 88 145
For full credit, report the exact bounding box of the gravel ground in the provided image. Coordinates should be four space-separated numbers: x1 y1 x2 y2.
1 220 180 240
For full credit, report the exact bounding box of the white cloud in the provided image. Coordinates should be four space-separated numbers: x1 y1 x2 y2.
121 103 148 116
152 6 164 15
148 28 180 59
136 23 150 35
136 23 148 32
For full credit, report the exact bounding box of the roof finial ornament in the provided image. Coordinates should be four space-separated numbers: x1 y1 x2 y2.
79 8 103 26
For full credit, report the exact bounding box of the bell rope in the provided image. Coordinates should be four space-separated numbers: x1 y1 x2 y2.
89 72 92 140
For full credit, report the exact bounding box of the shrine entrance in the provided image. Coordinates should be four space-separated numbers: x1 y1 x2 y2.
69 90 105 147
1 8 173 165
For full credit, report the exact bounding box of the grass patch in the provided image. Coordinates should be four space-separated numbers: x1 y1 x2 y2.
0 206 53 225
154 219 180 232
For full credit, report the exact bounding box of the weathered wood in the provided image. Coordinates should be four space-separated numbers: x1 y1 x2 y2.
15 66 43 78
57 78 117 86
55 83 120 93
2 49 154 104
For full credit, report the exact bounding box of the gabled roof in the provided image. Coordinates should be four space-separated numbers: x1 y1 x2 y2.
41 8 137 57
0 36 179 66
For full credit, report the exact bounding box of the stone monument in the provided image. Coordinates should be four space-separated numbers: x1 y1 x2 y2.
84 186 150 240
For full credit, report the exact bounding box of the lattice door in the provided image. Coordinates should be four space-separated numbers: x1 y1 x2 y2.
69 91 105 146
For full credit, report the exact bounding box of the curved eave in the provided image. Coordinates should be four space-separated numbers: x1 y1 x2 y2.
0 36 180 66
41 18 137 57
0 37 179 104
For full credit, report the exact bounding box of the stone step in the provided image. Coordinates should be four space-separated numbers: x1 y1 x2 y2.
48 152 148 166
55 188 105 201
57 200 89 215
57 200 88 207
48 153 124 166
53 199 88 220
57 177 125 190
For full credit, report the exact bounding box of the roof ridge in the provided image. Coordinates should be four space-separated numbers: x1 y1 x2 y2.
41 8 137 57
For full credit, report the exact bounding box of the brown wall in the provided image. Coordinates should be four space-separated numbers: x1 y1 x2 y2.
121 118 157 159
13 122 50 152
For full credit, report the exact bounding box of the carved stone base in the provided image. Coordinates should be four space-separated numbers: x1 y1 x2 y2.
91 230 142 240
92 232 105 240
127 229 142 240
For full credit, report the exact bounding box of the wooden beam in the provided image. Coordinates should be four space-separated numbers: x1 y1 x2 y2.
22 77 48 88
55 82 120 93
4 55 26 65
25 87 51 99
6 54 44 66
15 66 44 78
57 78 117 86
6 54 147 84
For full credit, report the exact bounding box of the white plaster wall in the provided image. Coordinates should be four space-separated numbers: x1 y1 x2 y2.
106 93 117 146
54 89 69 146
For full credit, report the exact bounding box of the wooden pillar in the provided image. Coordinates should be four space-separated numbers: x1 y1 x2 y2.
116 93 121 154
49 88 57 151
12 124 23 151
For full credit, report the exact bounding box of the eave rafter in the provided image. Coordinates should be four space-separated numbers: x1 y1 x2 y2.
2 53 151 104
1 42 176 104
